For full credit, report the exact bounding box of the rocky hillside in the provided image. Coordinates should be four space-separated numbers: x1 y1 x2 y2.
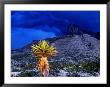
11 34 100 77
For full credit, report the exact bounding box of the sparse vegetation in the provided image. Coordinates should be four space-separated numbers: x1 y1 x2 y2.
11 34 100 77
20 71 33 77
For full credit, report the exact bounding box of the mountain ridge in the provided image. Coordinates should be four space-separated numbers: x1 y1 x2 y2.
11 33 100 77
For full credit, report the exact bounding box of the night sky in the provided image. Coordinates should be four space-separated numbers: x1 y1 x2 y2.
11 11 100 50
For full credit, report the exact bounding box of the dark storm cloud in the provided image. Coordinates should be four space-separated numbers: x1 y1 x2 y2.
11 11 100 49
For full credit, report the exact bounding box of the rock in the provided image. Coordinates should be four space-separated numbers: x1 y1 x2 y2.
77 71 93 77
11 72 21 77
11 33 100 77
58 70 68 77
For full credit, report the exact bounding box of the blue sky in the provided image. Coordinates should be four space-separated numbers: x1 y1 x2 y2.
11 11 100 50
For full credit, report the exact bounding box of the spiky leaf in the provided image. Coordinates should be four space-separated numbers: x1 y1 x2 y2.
31 40 57 58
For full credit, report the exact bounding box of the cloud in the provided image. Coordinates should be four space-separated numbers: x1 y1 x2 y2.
11 11 100 49
11 11 100 32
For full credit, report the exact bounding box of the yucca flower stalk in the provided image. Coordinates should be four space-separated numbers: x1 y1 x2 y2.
31 40 57 77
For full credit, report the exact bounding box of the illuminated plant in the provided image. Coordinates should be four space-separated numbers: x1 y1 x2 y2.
31 40 57 77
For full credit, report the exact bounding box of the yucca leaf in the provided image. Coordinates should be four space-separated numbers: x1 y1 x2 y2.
31 40 57 58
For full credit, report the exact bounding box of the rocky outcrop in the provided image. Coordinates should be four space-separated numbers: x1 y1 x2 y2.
11 34 100 77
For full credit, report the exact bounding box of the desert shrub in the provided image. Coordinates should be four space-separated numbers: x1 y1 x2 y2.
79 58 100 73
20 71 33 77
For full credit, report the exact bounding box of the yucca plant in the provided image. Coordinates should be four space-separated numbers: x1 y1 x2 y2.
31 40 57 77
